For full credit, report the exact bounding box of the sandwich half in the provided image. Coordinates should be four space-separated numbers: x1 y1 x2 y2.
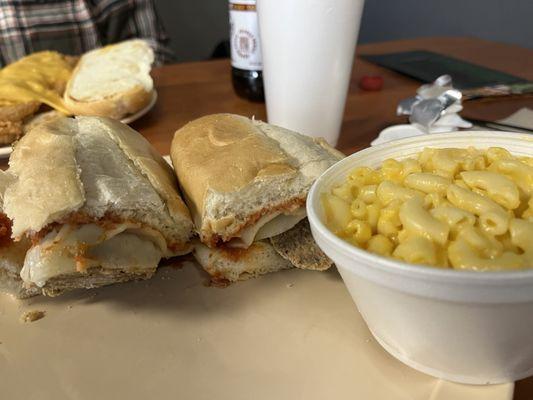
63 39 154 119
171 114 343 283
3 116 194 296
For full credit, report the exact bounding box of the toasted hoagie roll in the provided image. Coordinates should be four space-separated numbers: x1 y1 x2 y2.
2 116 194 296
171 114 342 283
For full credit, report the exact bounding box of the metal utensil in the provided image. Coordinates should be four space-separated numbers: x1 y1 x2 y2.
409 89 463 128
465 117 533 134
409 98 443 127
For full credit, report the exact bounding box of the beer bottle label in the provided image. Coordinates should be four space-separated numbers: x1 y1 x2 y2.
229 0 262 71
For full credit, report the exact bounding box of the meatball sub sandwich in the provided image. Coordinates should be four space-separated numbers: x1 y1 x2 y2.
0 116 194 296
171 114 343 283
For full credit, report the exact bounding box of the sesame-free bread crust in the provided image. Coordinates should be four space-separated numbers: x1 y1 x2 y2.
2 116 194 294
63 40 154 119
270 219 333 271
193 239 293 284
171 113 343 247
4 116 193 246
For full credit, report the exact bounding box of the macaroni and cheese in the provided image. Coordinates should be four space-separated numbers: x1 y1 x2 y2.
323 147 533 271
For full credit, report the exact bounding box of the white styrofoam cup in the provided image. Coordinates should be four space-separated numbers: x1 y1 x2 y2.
257 0 365 146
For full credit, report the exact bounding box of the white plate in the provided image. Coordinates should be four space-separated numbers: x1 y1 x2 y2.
0 91 158 159
0 265 514 400
0 145 12 159
120 90 158 124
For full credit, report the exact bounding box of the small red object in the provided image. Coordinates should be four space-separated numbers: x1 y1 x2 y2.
359 75 384 91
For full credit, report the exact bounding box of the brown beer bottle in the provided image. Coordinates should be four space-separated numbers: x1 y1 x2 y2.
229 0 264 102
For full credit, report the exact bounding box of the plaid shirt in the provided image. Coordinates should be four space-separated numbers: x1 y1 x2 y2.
0 0 175 67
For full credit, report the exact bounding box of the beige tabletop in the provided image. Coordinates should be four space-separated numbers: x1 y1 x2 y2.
0 260 514 400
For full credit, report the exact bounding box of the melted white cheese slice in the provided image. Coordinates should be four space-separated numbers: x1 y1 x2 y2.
227 208 306 248
21 223 165 287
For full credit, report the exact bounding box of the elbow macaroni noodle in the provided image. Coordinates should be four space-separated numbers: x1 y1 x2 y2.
323 147 533 271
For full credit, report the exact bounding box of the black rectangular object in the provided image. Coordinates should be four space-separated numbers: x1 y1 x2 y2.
360 50 528 89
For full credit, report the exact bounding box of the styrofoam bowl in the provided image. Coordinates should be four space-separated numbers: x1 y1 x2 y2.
307 131 533 384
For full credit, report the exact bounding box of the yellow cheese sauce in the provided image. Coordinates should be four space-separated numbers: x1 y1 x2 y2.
0 51 75 114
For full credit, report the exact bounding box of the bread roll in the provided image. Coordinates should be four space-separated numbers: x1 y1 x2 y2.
63 40 154 119
171 114 341 283
171 113 343 248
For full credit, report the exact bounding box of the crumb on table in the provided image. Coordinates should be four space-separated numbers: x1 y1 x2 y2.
20 310 46 323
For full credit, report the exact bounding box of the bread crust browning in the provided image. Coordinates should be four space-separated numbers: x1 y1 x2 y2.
6 116 193 245
270 219 333 271
0 120 23 144
171 114 344 249
64 84 153 119
193 240 293 284
0 101 41 144
0 100 40 122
